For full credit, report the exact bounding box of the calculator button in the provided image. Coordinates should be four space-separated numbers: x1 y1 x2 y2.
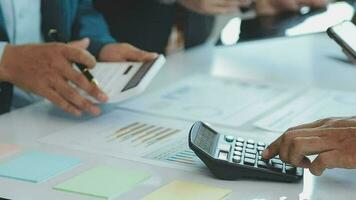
244 158 255 166
272 163 283 171
233 156 242 163
246 144 255 149
225 135 235 143
285 166 296 174
272 159 283 165
244 153 256 159
296 168 304 176
236 137 245 143
257 142 266 147
247 139 255 144
245 149 257 154
218 144 231 153
235 142 244 147
257 160 269 168
218 151 228 160
258 151 263 155
257 146 265 151
235 146 243 152
234 151 242 156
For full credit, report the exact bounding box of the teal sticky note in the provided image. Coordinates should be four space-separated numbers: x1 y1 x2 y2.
0 151 81 183
54 165 151 200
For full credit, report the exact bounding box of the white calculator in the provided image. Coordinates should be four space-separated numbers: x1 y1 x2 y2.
83 55 165 103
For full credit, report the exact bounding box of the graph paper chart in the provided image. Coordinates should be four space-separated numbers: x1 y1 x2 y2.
107 122 180 147
145 139 205 169
40 109 206 171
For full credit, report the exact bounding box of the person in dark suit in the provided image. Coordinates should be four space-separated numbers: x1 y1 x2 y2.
0 0 157 116
94 0 327 54
94 0 216 54
94 0 225 53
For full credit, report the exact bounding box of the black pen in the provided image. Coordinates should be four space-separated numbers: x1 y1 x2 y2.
47 29 99 86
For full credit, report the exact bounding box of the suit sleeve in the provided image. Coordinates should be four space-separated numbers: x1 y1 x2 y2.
72 0 116 58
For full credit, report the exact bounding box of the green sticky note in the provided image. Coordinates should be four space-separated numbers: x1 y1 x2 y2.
142 180 232 200
54 165 151 200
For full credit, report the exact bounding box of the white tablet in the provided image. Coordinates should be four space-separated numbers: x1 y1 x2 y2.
81 55 165 103
327 21 356 61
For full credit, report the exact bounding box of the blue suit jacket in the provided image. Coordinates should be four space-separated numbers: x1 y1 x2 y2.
0 0 116 114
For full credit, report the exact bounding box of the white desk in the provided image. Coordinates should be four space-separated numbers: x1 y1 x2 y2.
0 33 356 200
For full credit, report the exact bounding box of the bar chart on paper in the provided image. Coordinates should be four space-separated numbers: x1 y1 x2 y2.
40 110 205 170
107 122 181 148
145 139 204 168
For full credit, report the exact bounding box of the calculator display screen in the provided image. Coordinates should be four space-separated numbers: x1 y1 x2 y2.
121 57 157 92
193 126 217 155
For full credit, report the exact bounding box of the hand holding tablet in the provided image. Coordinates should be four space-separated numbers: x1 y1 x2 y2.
75 55 166 104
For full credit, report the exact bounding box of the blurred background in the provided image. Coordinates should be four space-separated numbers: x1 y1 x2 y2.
216 0 355 46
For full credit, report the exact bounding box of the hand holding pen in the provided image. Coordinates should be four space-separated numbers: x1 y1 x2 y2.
41 29 108 115
0 37 108 116
48 29 99 86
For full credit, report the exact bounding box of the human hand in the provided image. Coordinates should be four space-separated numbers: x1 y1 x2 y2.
0 38 108 116
178 0 247 15
262 117 356 176
255 0 326 16
98 43 158 62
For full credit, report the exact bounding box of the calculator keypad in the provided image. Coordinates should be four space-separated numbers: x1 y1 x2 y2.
223 135 302 176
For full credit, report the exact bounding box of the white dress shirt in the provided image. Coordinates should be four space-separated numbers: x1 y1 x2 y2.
0 0 42 52
0 0 43 108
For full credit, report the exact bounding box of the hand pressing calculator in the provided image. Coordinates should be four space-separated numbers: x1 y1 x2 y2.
189 121 303 182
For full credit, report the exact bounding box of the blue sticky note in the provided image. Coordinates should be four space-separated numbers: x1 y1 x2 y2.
0 151 81 183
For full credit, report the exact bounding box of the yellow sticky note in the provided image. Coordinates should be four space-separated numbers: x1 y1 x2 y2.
0 144 20 158
142 180 231 200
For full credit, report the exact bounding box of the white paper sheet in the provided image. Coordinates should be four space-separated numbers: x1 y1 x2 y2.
39 109 206 171
254 89 356 132
119 75 301 128
39 108 270 171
